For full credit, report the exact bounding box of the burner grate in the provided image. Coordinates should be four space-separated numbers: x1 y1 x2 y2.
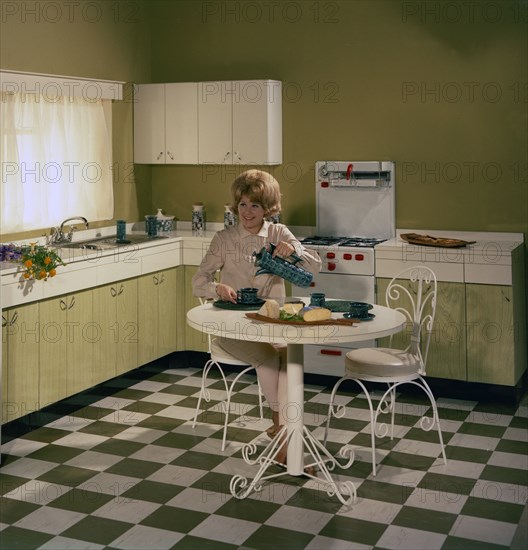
300 236 386 248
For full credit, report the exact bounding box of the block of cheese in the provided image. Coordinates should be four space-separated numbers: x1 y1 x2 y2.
258 299 280 319
282 302 304 316
300 306 332 322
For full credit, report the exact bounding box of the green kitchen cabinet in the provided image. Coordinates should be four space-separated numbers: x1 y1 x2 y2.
138 268 179 364
466 284 517 385
39 290 94 406
183 265 209 352
92 278 139 384
376 278 467 381
2 303 40 422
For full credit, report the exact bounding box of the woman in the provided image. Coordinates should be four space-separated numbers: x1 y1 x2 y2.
192 169 321 465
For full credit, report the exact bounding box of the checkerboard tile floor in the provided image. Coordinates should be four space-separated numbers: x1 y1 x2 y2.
1 353 527 549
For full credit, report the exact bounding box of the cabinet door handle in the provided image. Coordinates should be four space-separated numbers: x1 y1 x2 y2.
60 299 68 311
167 151 174 160
111 287 117 297
69 296 75 309
156 151 164 160
153 275 159 285
234 151 242 162
118 284 124 295
10 311 18 325
223 151 231 162
159 274 165 284
2 314 7 327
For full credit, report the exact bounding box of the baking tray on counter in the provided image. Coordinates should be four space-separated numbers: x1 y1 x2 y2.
400 233 476 248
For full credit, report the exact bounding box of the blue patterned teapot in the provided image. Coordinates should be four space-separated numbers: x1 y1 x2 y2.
253 243 313 288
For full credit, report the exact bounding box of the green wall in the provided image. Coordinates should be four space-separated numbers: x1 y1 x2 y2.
147 0 527 239
0 0 152 241
1 0 526 240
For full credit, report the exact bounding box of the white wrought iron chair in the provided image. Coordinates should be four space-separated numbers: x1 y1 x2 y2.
192 298 265 451
323 266 447 476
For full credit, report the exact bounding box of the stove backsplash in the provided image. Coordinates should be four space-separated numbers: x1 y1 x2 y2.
315 160 396 240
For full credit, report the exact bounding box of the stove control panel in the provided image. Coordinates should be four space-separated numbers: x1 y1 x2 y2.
308 246 375 276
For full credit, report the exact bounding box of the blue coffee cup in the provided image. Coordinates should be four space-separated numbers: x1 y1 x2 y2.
237 287 259 304
348 301 373 318
310 293 326 307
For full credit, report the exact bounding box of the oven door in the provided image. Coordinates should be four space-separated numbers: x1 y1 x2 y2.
292 272 375 303
291 273 376 377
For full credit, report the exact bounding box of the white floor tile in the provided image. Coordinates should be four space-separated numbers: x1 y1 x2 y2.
0 457 58 478
52 431 109 450
450 515 517 546
338 496 402 523
265 504 333 534
64 450 124 471
39 536 105 549
4 480 72 504
147 464 208 487
92 497 161 523
15 506 86 535
128 444 186 464
376 525 446 549
108 524 184 549
404 487 468 514
76 472 141 495
166 487 228 513
189 514 260 546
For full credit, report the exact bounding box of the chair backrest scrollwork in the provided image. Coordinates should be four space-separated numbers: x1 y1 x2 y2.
385 266 437 375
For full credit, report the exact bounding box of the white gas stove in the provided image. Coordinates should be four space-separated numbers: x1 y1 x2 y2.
294 161 396 376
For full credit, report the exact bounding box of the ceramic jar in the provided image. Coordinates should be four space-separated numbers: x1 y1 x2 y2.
224 204 236 229
192 203 205 235
156 208 175 234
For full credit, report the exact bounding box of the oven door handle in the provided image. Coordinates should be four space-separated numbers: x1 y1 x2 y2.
320 349 343 356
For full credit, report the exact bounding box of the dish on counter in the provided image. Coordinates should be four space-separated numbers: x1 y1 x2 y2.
400 233 476 248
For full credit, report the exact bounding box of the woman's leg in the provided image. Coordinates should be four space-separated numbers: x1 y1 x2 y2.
217 339 282 427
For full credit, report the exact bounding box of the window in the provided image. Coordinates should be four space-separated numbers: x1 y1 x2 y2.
1 72 122 234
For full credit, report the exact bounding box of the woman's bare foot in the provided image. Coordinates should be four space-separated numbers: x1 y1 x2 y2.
266 425 280 438
275 439 316 476
266 411 281 439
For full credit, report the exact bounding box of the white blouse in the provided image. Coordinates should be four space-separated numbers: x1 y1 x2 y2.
192 221 322 301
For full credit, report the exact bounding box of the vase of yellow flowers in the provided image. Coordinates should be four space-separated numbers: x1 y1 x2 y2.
19 243 65 281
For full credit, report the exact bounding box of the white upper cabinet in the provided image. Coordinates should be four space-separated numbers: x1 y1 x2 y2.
198 80 282 165
134 83 198 164
134 80 282 165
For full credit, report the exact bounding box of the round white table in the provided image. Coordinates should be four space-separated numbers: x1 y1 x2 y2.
187 301 406 505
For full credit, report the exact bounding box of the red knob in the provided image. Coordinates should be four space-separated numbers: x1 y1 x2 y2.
326 252 335 259
321 181 329 187
343 253 352 260
328 262 336 271
355 254 364 261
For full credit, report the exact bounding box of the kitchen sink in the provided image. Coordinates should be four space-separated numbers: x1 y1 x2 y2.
58 234 168 250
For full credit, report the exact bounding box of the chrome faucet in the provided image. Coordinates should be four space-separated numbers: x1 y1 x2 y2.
50 216 89 244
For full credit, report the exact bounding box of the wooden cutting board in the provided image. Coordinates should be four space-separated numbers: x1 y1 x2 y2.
245 313 359 326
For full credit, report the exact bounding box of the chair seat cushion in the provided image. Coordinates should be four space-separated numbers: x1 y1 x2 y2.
210 338 250 366
345 347 420 377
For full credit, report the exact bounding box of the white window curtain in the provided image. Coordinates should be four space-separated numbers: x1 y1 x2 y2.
1 91 114 234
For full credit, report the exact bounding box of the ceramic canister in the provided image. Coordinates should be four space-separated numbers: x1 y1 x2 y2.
192 203 205 235
224 204 236 228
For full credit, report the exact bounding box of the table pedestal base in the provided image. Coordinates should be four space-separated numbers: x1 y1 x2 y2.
229 426 357 506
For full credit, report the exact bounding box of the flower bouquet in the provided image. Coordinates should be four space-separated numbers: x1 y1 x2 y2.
0 243 65 281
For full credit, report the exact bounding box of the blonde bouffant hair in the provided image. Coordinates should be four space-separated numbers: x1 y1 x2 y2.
231 170 281 220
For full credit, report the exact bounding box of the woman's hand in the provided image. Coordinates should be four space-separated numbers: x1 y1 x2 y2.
272 241 295 259
216 283 237 303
